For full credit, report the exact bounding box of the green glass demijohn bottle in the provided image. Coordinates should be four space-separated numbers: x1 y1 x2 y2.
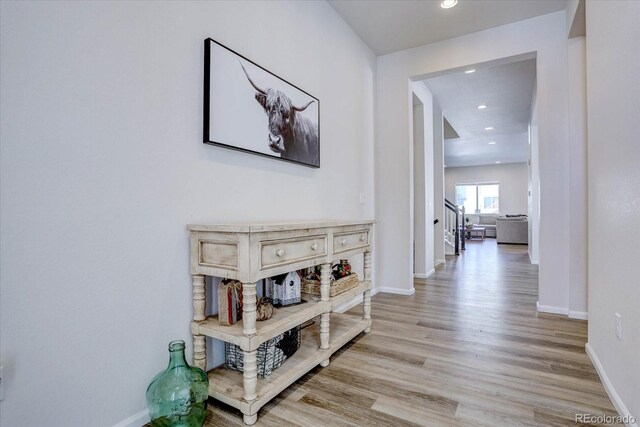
146 340 209 427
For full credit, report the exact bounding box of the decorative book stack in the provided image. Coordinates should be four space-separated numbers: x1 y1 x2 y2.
218 279 243 326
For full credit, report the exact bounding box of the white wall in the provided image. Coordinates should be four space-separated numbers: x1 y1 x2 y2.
410 82 435 283
0 1 375 426
565 0 581 37
375 12 572 310
586 0 640 422
444 163 529 215
433 103 445 265
529 94 541 264
567 36 588 318
413 101 427 276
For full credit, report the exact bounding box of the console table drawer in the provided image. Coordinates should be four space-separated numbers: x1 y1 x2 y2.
333 230 369 254
260 235 327 269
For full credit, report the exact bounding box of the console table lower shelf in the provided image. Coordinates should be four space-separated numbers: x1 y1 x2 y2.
207 313 371 418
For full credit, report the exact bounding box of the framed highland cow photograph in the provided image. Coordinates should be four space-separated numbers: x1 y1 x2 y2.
203 38 320 168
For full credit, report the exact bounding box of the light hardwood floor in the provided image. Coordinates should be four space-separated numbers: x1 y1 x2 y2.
204 240 618 426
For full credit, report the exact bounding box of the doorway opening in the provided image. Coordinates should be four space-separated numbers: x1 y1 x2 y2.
409 53 537 283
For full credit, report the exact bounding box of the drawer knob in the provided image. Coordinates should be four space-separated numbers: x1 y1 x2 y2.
360 235 366 242
311 243 319 251
340 239 347 246
276 249 285 257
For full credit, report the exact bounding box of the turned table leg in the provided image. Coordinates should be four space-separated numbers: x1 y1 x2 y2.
242 349 257 402
242 282 257 336
241 282 258 405
319 263 331 367
363 251 372 333
243 414 257 425
192 274 207 370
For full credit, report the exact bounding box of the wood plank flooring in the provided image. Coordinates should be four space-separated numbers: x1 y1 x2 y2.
204 240 618 426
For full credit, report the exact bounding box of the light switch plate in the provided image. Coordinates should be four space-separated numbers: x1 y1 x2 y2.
615 313 622 340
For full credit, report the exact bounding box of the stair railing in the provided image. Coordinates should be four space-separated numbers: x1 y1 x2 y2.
444 198 465 254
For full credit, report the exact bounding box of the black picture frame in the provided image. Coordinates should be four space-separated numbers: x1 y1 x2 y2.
203 38 320 168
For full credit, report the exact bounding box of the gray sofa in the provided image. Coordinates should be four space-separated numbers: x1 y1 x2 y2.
496 216 528 244
467 214 498 237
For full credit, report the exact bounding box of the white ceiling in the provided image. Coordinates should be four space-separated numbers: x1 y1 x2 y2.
328 0 566 56
423 58 536 168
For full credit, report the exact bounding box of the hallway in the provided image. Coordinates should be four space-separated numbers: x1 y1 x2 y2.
206 241 618 426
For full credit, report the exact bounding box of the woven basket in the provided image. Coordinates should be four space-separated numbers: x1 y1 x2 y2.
301 273 360 297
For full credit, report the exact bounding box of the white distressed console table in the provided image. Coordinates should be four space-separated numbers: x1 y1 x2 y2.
188 220 374 425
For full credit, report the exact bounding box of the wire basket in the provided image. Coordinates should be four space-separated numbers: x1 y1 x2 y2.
224 325 302 378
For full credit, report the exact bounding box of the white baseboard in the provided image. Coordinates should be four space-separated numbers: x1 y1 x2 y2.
414 268 435 280
585 343 638 427
536 301 568 316
435 259 446 267
528 251 539 265
568 310 588 320
536 302 588 320
377 286 415 296
113 409 149 427
333 287 380 313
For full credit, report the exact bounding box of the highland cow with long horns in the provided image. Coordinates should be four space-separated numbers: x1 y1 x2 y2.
240 63 319 166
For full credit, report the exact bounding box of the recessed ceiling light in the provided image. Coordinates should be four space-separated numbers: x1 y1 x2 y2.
495 161 501 164
440 0 458 9
477 104 487 110
488 141 497 145
485 126 494 130
465 69 476 74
